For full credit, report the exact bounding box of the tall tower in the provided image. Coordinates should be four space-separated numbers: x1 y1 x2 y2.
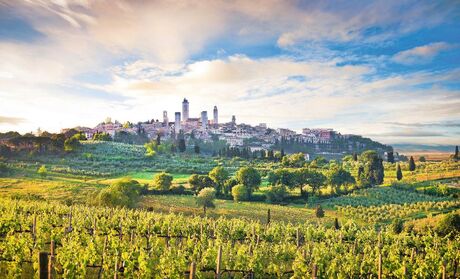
213 106 218 126
163 111 168 125
232 115 236 125
201 111 208 129
175 112 181 134
182 98 189 122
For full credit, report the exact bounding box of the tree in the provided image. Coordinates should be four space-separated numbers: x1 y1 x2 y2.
281 153 306 168
268 169 298 188
223 178 238 196
64 136 81 152
455 146 459 160
231 184 249 202
298 168 326 197
156 134 161 145
409 156 416 171
144 141 158 158
436 213 460 236
37 165 47 178
334 218 340 230
353 153 358 161
265 184 287 203
315 205 324 218
97 178 142 207
93 132 112 141
396 164 403 181
387 152 394 163
196 187 216 214
359 150 384 186
194 144 200 154
235 167 261 197
188 174 215 194
151 172 173 191
418 156 426 162
208 166 229 196
326 167 355 193
178 138 186 152
0 162 9 177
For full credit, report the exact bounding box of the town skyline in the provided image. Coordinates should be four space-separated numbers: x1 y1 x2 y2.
1 1 459 146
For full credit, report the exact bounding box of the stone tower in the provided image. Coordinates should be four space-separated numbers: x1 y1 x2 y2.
175 112 181 134
213 106 218 126
201 111 208 129
182 98 189 122
163 111 168 125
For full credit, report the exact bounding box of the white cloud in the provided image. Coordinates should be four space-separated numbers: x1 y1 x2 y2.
393 42 454 64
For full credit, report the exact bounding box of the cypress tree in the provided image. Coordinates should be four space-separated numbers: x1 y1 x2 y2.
455 146 459 159
315 205 325 218
387 151 394 163
396 164 403 181
178 139 186 153
409 156 416 171
334 218 340 230
156 134 161 145
353 153 358 161
194 144 200 154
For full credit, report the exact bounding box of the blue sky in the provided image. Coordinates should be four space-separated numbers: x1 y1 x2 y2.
0 0 459 145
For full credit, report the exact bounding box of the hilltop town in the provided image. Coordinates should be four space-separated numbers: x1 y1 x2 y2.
63 98 392 158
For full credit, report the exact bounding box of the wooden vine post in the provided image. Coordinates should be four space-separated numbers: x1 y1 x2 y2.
267 209 271 225
296 228 301 248
39 252 49 279
48 240 55 279
311 264 318 279
189 261 196 279
216 246 222 279
441 261 446 279
378 253 382 279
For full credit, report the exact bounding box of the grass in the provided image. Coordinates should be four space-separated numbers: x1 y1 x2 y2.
140 194 338 225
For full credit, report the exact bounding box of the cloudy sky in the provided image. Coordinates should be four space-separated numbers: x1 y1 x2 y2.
0 0 459 145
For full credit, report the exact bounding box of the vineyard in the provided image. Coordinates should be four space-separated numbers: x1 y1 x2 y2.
0 198 459 278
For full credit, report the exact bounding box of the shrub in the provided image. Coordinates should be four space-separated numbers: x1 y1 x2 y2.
97 178 142 207
390 218 404 234
436 213 460 236
151 172 173 191
0 162 8 177
232 184 249 202
315 205 325 218
265 184 287 203
170 184 186 195
37 165 47 178
196 187 216 214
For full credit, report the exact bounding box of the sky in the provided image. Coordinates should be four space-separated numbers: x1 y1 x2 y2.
0 0 459 146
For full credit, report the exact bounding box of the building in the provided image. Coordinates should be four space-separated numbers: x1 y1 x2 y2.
163 111 168 126
213 106 218 125
175 112 181 134
231 115 236 125
182 98 189 122
201 111 208 129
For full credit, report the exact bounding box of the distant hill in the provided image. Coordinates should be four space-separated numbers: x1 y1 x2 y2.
393 144 456 153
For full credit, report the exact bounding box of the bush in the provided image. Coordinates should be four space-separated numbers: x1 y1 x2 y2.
390 218 404 234
97 178 142 207
315 205 325 218
37 165 47 178
232 184 249 202
265 184 287 203
196 187 216 214
0 162 8 177
151 172 173 191
436 213 460 236
170 184 186 195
